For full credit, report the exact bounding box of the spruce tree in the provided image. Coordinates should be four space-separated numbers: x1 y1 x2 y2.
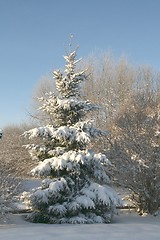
22 42 120 223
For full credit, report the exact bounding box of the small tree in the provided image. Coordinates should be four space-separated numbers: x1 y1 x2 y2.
22 43 120 224
0 160 21 222
0 124 34 222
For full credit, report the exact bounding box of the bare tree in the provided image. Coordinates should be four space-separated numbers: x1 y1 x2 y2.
0 123 38 221
81 54 135 130
30 76 56 125
108 92 160 214
0 161 20 222
0 123 36 178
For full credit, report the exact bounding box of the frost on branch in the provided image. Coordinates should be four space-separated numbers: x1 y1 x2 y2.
22 43 120 223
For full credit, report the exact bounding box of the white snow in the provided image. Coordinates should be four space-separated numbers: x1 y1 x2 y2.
81 182 121 206
48 178 68 194
1 212 160 240
76 196 95 209
48 204 67 215
23 120 104 148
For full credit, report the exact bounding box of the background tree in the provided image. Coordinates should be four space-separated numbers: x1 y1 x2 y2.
0 123 36 222
107 91 160 214
22 44 120 224
0 161 20 222
30 76 56 125
0 124 35 177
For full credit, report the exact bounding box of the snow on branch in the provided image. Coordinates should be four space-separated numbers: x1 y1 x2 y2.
23 126 55 139
23 120 105 146
29 149 111 185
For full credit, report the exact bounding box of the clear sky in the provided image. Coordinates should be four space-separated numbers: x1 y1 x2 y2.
1 0 160 128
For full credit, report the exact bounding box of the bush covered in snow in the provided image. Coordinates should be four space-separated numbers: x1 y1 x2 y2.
22 41 121 223
0 162 21 222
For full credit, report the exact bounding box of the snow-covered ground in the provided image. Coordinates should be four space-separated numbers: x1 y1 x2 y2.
1 211 160 240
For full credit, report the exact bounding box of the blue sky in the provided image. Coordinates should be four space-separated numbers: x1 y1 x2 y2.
0 0 160 128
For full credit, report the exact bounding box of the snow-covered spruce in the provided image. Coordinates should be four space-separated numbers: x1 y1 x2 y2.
22 46 121 223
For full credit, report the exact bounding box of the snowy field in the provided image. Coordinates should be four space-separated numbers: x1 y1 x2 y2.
1 212 160 240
